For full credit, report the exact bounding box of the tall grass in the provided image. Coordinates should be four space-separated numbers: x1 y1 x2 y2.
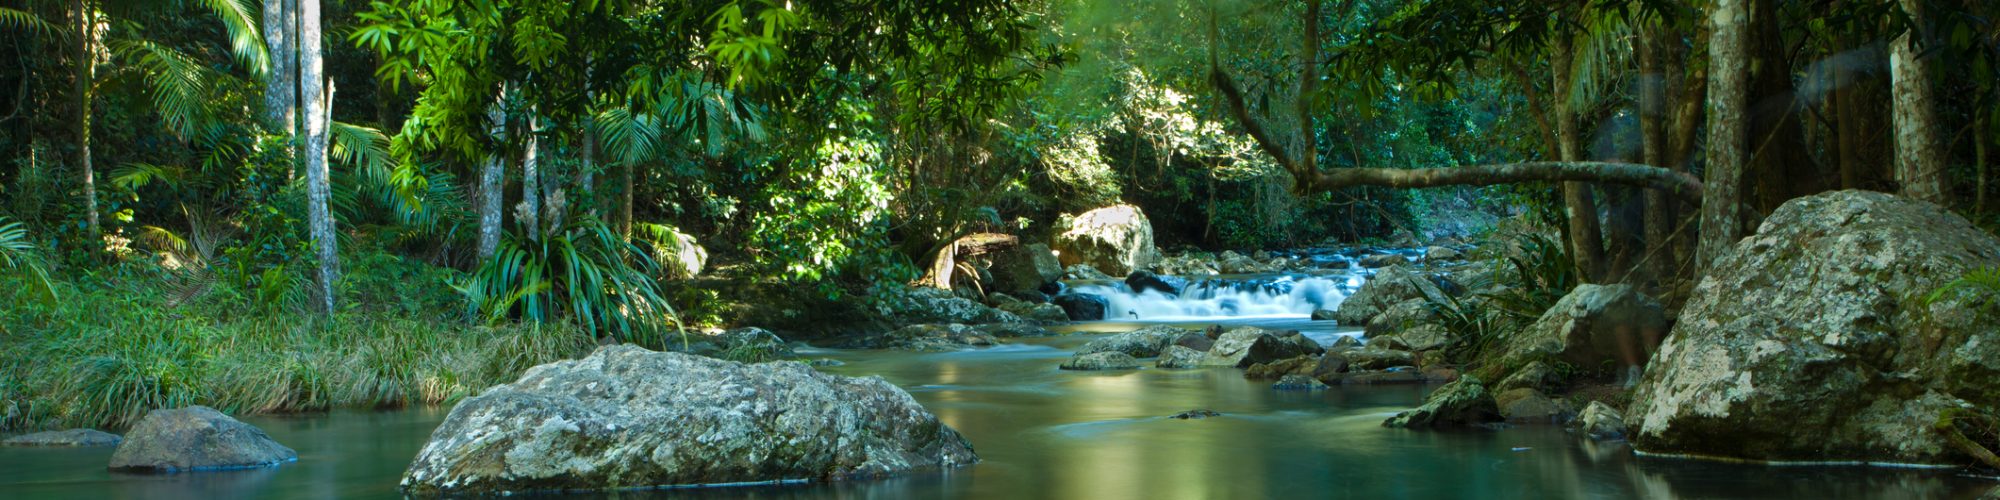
0 264 595 431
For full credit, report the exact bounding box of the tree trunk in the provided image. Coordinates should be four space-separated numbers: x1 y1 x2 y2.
1312 162 1702 199
260 0 295 136
1637 25 1673 279
475 94 506 262
299 0 338 314
619 160 635 238
75 0 100 238
521 114 541 241
1552 32 1608 282
1892 0 1947 204
1699 0 1751 270
1744 0 1820 214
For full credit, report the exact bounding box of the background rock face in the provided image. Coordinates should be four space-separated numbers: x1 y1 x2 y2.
107 406 296 472
1630 191 2000 464
1494 284 1667 371
1052 205 1158 276
401 345 975 495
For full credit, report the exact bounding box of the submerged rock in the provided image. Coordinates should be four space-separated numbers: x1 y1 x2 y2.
1052 205 1158 276
401 345 975 495
1170 409 1222 420
1051 293 1109 321
1155 345 1205 369
4 429 121 447
1060 352 1143 371
1630 191 2000 465
108 406 296 473
1384 375 1501 429
1578 402 1627 441
1076 325 1196 358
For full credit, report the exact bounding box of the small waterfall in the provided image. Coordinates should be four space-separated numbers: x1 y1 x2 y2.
1067 275 1358 320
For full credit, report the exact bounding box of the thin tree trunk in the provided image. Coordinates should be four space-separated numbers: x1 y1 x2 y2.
76 0 99 238
1699 0 1751 271
299 0 338 314
1978 114 1987 214
521 114 541 241
619 160 635 238
1892 0 1947 204
476 93 506 262
1552 31 1608 282
260 0 295 135
1638 25 1673 280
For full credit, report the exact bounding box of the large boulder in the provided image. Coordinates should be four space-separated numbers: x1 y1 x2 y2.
1364 299 1441 337
1370 324 1454 353
989 243 1064 297
1052 205 1158 276
1051 294 1109 321
1493 284 1666 372
402 345 975 495
1630 191 2000 465
1076 325 1196 358
1156 345 1206 369
1333 266 1444 325
673 327 794 361
1199 328 1322 368
1383 376 1501 429
881 287 1021 325
4 429 121 447
108 406 297 472
1578 402 1628 441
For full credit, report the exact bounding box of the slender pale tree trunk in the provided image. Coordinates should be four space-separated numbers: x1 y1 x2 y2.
1552 32 1607 282
476 93 507 262
521 114 541 241
75 0 100 238
1891 0 1946 204
261 0 295 135
1699 0 1751 271
620 161 635 238
299 0 338 313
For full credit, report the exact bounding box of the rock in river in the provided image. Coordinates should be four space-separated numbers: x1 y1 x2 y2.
1052 293 1109 321
1060 352 1143 371
1383 376 1501 429
401 345 976 495
1630 191 2000 465
108 406 297 472
1156 345 1206 369
1076 325 1196 358
3 428 122 447
1199 328 1323 368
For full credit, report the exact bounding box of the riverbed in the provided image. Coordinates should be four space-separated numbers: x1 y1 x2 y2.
0 313 1990 499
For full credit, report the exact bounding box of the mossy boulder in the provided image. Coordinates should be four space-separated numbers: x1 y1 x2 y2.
1076 325 1197 358
1383 375 1501 429
1493 284 1666 373
1061 352 1143 370
108 407 296 473
1333 266 1445 326
401 345 975 495
1630 190 2000 465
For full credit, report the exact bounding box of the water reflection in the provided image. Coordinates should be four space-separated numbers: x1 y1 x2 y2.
0 317 1991 499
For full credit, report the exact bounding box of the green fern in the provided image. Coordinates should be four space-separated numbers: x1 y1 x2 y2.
0 217 57 304
1927 267 2000 307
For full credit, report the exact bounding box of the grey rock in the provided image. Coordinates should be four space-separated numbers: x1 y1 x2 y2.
401 345 975 495
1064 264 1114 281
1343 348 1417 371
1125 270 1188 296
1364 299 1441 337
1060 352 1143 371
108 406 296 473
1578 401 1627 441
1173 332 1214 352
1245 356 1319 380
1383 376 1502 429
1496 388 1569 424
997 301 1069 324
1053 205 1158 276
1359 253 1409 268
1376 324 1454 353
976 323 1057 338
1425 246 1463 262
1076 325 1197 358
1333 266 1445 325
1310 309 1337 321
1273 374 1329 391
1199 328 1321 368
1327 335 1364 350
1170 409 1221 420
1494 361 1563 394
1051 294 1109 321
4 429 121 447
1495 284 1666 371
1631 191 2000 464
1310 353 1351 384
1155 345 1206 369
839 324 999 352
989 243 1064 297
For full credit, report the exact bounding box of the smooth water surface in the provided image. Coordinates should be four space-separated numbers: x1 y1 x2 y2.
1 315 1992 499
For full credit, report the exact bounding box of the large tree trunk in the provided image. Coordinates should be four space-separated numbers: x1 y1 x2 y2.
475 94 506 262
1637 25 1673 279
1699 0 1751 270
521 115 541 241
1552 32 1608 282
299 0 338 313
1891 0 1947 204
75 0 99 238
260 0 295 135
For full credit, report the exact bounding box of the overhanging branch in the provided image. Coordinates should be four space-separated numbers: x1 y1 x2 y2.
1313 162 1705 202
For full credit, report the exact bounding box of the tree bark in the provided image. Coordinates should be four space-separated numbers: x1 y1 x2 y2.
475 93 506 262
1552 31 1608 282
1699 0 1751 270
619 160 635 238
1891 0 1947 204
75 0 100 238
521 114 541 241
260 0 294 136
1744 0 1820 214
1637 25 1674 279
299 0 338 314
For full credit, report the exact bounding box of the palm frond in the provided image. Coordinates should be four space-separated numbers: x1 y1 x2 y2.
109 38 220 138
0 7 66 38
0 217 58 304
1564 8 1634 113
190 0 268 77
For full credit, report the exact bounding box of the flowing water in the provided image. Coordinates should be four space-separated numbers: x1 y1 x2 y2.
1 274 1993 499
